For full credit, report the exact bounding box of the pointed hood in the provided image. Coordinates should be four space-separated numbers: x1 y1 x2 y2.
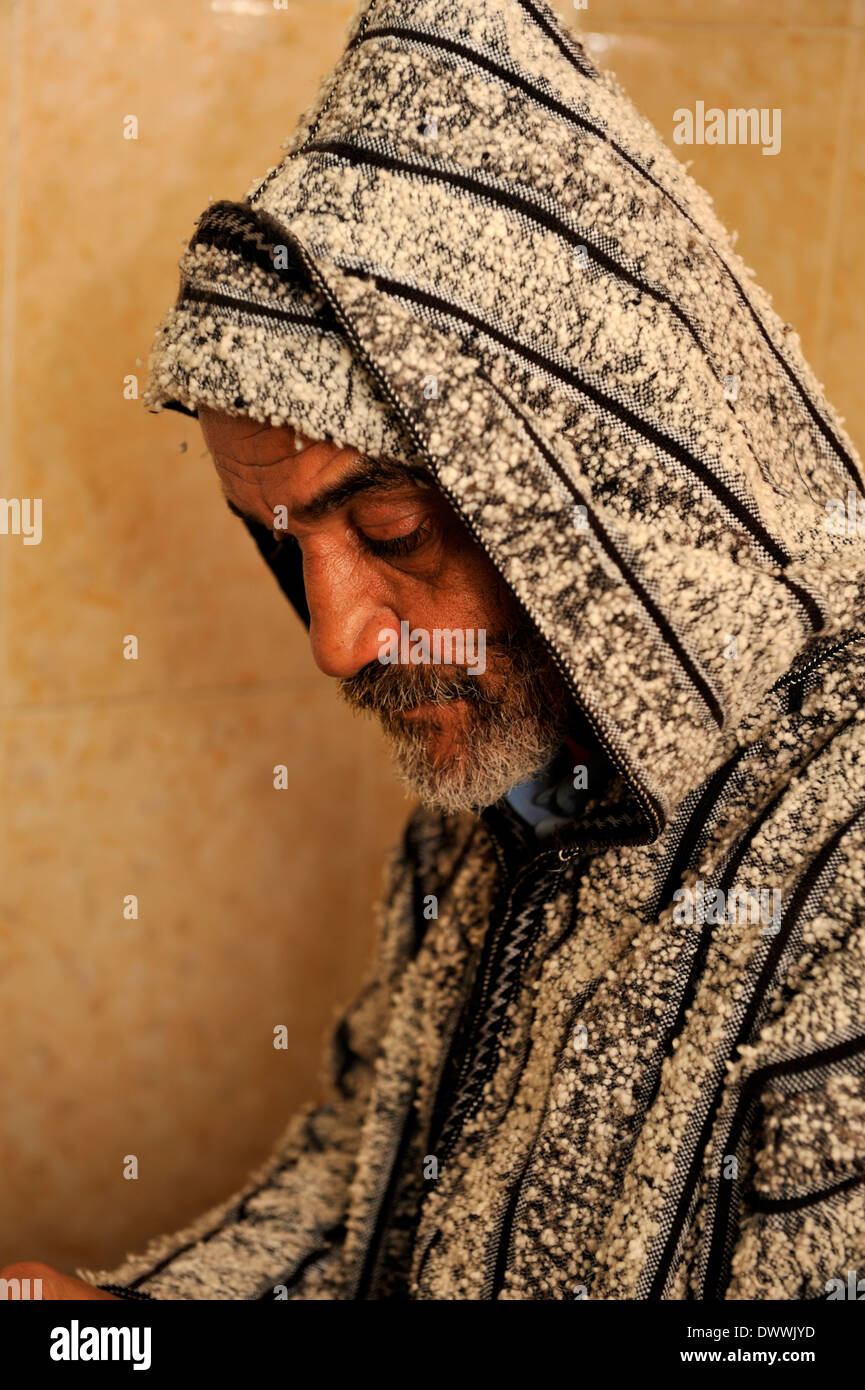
142 0 865 842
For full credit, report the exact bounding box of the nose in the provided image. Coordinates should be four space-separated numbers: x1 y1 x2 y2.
303 547 397 679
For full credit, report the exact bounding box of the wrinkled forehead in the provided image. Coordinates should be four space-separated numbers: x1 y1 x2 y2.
198 407 316 467
200 407 433 482
201 410 440 535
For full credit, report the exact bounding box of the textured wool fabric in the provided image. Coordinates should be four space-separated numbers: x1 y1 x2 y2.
80 0 865 1298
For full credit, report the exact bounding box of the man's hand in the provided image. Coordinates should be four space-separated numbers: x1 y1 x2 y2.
0 1261 120 1300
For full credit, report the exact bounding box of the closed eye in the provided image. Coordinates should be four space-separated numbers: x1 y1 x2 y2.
357 520 433 559
224 496 435 564
275 521 435 559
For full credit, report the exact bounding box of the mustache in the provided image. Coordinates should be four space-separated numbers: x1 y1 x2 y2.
337 636 521 715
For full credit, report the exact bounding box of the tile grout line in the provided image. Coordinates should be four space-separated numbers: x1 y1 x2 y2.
0 672 332 717
573 20 865 36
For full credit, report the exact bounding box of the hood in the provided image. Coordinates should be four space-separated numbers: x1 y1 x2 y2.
142 0 865 843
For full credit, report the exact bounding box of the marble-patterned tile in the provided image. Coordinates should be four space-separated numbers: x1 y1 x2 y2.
819 33 865 456
0 0 17 371
0 684 410 1269
554 0 857 28
0 0 21 718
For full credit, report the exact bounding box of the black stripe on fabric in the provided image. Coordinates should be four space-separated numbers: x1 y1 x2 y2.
513 0 599 81
410 865 429 957
644 778 787 1130
348 26 865 494
771 631 865 696
776 574 825 634
338 264 792 569
715 792 788 904
703 1030 865 1296
785 680 805 714
258 1221 347 1298
118 1240 200 1291
648 801 865 1299
300 138 721 365
114 1139 323 1290
750 1030 865 1083
749 1169 865 1214
707 705 858 907
348 26 607 137
402 816 432 958
182 283 333 334
736 814 865 1053
354 1089 419 1300
652 750 751 924
414 1227 442 1289
497 388 724 726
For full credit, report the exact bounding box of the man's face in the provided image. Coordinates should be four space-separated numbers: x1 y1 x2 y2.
199 407 574 814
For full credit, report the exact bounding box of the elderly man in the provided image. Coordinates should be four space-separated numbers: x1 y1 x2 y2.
6 0 865 1301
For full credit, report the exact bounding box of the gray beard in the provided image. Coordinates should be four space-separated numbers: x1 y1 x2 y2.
377 700 566 815
337 620 572 815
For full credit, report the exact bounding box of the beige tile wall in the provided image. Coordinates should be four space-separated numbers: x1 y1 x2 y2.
1 0 863 1274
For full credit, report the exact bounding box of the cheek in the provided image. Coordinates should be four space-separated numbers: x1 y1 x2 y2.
443 551 514 629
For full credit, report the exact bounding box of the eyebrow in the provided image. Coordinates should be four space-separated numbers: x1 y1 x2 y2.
223 457 432 528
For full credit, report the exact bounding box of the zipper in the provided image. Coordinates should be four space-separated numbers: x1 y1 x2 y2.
353 1085 419 1300
431 849 569 1297
345 1081 417 1301
347 822 520 1298
429 859 553 1170
484 953 609 1300
770 630 865 692
414 1227 441 1288
427 869 521 1162
412 855 545 1295
485 1155 532 1300
280 231 660 853
418 820 515 1158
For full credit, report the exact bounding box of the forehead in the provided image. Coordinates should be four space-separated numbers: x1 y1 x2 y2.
198 408 434 520
199 408 327 470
